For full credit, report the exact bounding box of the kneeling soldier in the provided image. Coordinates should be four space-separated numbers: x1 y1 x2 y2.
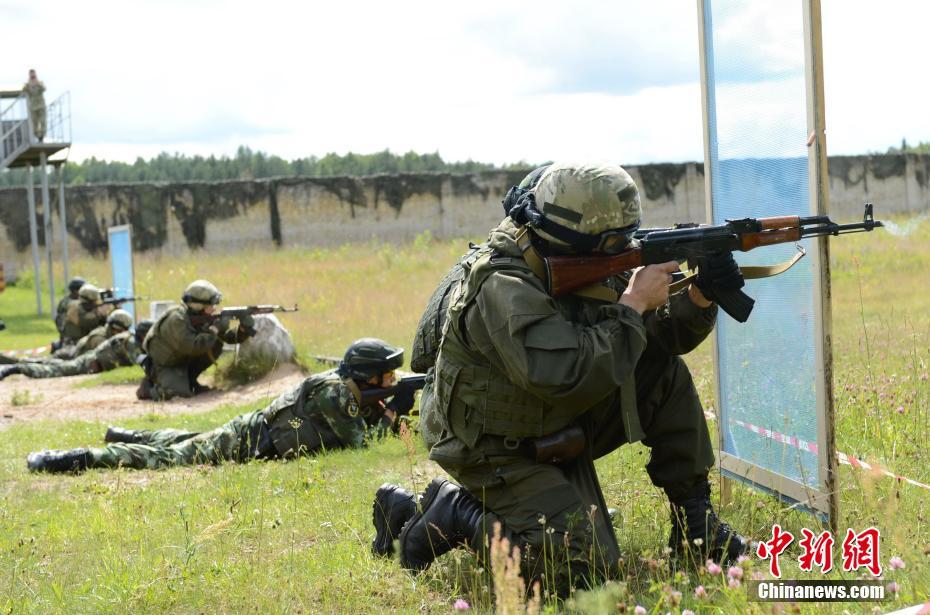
26 338 413 473
372 163 750 595
138 279 255 400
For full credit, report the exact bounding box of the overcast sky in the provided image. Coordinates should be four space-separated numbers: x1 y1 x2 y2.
2 0 926 165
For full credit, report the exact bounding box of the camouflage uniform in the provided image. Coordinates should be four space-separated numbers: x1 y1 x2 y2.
55 296 76 335
422 217 717 591
141 305 250 400
23 79 46 141
87 370 369 470
52 325 108 360
15 331 142 379
61 301 106 345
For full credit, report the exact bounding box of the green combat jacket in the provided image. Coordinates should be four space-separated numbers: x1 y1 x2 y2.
23 81 45 110
429 218 717 451
91 331 143 371
61 301 105 344
53 325 109 360
143 305 246 368
55 296 76 334
262 370 369 457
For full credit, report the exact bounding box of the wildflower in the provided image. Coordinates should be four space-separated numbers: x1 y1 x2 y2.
670 590 682 606
737 554 750 564
896 406 905 414
537 514 547 525
453 599 471 611
886 581 899 594
889 556 905 570
683 610 695 615
728 566 744 580
694 585 707 599
752 571 765 581
663 546 673 555
634 606 647 615
728 578 741 589
692 538 704 547
706 560 722 575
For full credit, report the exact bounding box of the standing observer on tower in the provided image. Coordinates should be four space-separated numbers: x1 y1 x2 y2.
22 69 46 142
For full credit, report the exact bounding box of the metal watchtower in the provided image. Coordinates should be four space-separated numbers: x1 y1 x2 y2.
0 89 72 315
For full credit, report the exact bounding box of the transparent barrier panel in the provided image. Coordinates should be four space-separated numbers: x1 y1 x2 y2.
702 0 823 493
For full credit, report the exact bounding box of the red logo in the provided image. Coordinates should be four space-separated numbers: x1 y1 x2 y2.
756 524 795 578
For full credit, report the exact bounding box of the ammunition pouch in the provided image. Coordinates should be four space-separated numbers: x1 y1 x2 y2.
484 425 586 464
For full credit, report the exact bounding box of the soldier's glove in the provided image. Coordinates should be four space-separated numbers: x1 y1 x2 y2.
215 313 232 332
694 251 744 304
238 313 255 329
386 388 416 416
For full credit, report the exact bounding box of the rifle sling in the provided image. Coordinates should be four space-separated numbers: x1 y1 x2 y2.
667 245 807 294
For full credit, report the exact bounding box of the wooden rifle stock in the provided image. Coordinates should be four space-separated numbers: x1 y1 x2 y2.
546 250 642 297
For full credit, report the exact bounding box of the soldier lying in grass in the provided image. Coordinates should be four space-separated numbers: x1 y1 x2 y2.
27 338 414 473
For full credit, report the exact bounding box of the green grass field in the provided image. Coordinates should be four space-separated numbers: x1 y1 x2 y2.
0 218 927 613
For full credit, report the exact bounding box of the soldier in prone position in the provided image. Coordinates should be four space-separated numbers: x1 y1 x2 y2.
26 338 414 473
371 162 750 596
0 318 150 382
137 280 255 401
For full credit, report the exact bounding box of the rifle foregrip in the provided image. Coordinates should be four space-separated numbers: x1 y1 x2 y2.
715 288 755 323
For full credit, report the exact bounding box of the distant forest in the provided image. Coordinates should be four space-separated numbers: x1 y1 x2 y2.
0 147 532 186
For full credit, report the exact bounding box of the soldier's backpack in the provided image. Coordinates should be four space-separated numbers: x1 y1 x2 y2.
409 243 485 373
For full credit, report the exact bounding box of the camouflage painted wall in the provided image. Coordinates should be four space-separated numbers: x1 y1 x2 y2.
0 154 927 276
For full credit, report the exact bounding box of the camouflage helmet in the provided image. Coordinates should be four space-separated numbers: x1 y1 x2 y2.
505 162 642 254
78 284 102 305
134 319 154 344
338 338 404 382
182 280 222 307
67 277 86 293
106 309 133 330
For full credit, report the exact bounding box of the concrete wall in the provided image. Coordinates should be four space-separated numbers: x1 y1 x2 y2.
1 153 927 275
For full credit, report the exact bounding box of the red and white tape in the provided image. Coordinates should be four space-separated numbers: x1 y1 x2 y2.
704 412 930 492
1 344 50 358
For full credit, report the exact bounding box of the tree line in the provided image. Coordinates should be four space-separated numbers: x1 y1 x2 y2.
0 147 531 186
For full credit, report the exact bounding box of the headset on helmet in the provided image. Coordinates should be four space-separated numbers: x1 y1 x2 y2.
106 309 133 331
182 280 223 306
338 338 404 382
502 162 643 255
78 284 102 305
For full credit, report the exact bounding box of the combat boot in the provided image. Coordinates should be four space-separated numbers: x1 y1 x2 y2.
104 426 145 444
371 483 417 557
0 365 23 381
136 378 153 400
398 477 489 571
668 481 749 564
27 448 91 473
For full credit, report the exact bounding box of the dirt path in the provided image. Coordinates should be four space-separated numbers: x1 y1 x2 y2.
0 363 307 430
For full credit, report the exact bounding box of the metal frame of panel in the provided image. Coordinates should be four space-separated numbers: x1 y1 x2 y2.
696 0 837 527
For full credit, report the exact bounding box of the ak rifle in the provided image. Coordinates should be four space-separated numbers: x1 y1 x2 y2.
190 304 299 326
359 374 427 408
544 204 883 322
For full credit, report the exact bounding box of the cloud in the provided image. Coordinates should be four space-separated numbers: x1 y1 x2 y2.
461 1 700 95
4 0 930 165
